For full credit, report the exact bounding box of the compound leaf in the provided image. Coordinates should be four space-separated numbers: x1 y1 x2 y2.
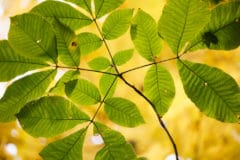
102 9 134 40
144 65 175 115
158 0 210 54
40 128 87 160
78 32 103 55
88 57 111 70
0 40 48 81
17 96 89 137
131 10 161 61
65 79 101 105
113 49 134 66
31 1 92 31
178 60 240 122
8 13 57 63
104 97 145 127
0 70 56 122
94 0 125 18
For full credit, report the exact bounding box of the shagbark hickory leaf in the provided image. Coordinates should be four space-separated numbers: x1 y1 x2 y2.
190 1 240 50
131 9 162 61
50 70 80 96
113 49 134 66
158 0 210 54
8 13 58 63
104 97 145 127
40 128 87 160
178 60 240 122
31 1 92 31
102 9 134 40
144 65 175 115
88 57 111 70
94 122 137 160
65 79 101 105
17 96 90 137
0 70 56 122
78 32 103 55
0 40 48 82
99 68 118 98
53 19 80 67
65 0 92 13
94 0 125 18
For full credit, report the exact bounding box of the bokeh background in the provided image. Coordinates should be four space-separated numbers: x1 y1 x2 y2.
0 0 240 160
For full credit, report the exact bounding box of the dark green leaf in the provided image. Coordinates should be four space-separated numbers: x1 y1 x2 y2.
190 1 240 50
88 57 111 70
113 49 134 66
104 97 145 127
78 32 103 55
31 1 92 31
94 0 125 18
144 65 175 115
102 9 134 40
8 13 57 63
40 128 87 160
17 96 89 137
131 10 161 61
178 60 240 122
65 79 101 105
50 70 80 96
0 40 48 81
0 70 56 122
158 0 210 54
99 68 118 98
53 20 80 67
94 122 137 160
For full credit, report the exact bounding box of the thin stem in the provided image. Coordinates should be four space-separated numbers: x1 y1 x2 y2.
119 75 179 160
121 56 179 75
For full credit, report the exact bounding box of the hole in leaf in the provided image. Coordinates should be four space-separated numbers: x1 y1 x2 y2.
71 41 78 47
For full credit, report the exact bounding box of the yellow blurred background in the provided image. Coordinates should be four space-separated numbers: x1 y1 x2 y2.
0 0 240 160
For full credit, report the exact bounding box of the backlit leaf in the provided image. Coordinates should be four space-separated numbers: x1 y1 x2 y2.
102 9 134 40
158 0 210 54
65 79 101 105
65 0 92 13
0 70 56 122
131 10 161 61
144 65 175 115
8 13 57 63
178 60 240 122
40 128 87 160
17 96 89 137
88 57 111 70
113 49 134 66
104 97 145 127
0 40 48 81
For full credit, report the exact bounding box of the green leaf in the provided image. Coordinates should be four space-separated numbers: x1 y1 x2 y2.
104 97 145 127
88 57 111 70
113 49 134 66
99 68 118 98
158 0 210 54
178 60 240 122
94 122 137 160
94 0 125 18
190 1 240 50
0 70 56 122
102 9 134 40
144 65 175 115
65 0 92 13
8 13 57 63
17 96 89 137
0 40 48 81
65 79 101 105
31 1 92 31
78 32 103 55
40 128 87 160
131 10 161 61
53 20 80 67
50 70 80 96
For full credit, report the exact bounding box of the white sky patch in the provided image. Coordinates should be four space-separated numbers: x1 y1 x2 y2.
36 0 45 3
0 17 10 40
0 82 7 98
10 129 19 137
55 69 67 82
165 154 191 160
5 143 18 156
91 134 104 145
20 0 31 9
